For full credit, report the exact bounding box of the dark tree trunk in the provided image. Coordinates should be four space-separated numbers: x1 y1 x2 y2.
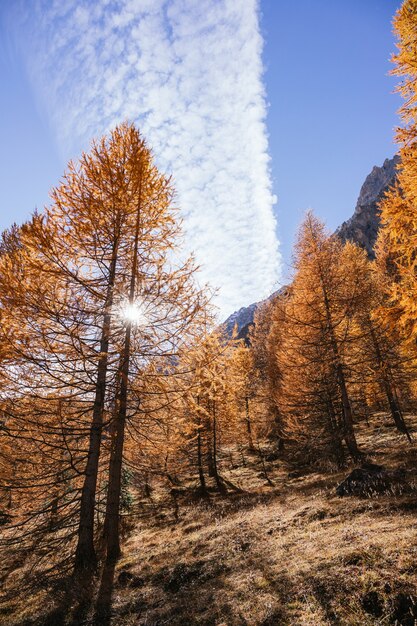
245 396 255 450
211 400 225 492
103 181 142 563
74 237 119 574
103 330 130 562
368 321 411 441
336 362 361 460
196 396 207 494
321 288 360 460
206 400 215 478
385 382 411 441
49 496 59 532
325 393 345 467
257 442 274 486
267 404 285 451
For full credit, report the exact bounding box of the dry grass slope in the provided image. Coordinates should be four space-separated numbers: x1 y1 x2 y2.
2 413 417 626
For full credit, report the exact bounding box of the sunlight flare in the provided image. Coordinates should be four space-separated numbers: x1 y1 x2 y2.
121 300 148 327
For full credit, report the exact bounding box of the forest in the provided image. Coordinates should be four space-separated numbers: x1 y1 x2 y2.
2 2 417 625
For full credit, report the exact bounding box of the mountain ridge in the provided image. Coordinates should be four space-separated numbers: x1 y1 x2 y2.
336 154 399 257
223 155 400 337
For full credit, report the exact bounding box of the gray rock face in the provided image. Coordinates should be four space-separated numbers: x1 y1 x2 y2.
223 301 258 339
336 155 400 257
223 155 400 336
222 289 282 340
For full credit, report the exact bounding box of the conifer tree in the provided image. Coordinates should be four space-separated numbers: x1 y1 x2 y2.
182 331 235 494
274 213 362 461
377 0 417 343
0 123 208 572
229 342 257 450
250 298 286 451
347 243 413 439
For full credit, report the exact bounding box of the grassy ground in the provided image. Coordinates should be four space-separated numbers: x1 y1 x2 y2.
3 413 417 625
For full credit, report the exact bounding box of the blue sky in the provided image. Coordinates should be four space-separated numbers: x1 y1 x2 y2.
0 0 402 315
262 0 401 269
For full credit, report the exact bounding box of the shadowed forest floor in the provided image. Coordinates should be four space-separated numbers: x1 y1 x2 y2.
3 414 417 625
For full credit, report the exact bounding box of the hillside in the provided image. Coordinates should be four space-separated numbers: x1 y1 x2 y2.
0 148 411 626
3 414 417 626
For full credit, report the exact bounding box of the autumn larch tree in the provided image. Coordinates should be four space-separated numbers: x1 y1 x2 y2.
100 126 206 562
0 123 208 573
274 213 363 462
377 0 417 344
250 296 286 452
181 330 236 495
345 243 413 439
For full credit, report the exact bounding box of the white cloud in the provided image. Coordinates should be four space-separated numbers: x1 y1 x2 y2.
9 0 281 318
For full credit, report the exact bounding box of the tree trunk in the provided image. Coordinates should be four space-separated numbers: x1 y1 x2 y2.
103 331 130 562
211 400 224 492
385 382 412 441
207 400 215 478
321 288 360 460
336 362 361 460
325 393 345 467
257 442 274 486
74 238 119 574
103 178 142 563
245 396 255 450
274 406 285 451
196 396 207 494
49 496 58 532
368 320 411 441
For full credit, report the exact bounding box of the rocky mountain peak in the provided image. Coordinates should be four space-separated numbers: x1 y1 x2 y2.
336 155 400 257
356 156 399 207
224 301 258 338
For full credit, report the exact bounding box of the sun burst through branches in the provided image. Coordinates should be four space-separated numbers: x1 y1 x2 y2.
121 300 148 327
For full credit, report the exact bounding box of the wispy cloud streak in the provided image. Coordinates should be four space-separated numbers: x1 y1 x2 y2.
8 0 281 317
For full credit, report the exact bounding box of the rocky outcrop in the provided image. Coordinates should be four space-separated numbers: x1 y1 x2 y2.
222 288 284 341
223 301 259 339
335 463 407 497
336 155 400 257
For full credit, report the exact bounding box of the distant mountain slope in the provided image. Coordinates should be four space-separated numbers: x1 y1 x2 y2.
223 300 259 339
223 289 282 340
336 155 399 257
223 155 400 337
